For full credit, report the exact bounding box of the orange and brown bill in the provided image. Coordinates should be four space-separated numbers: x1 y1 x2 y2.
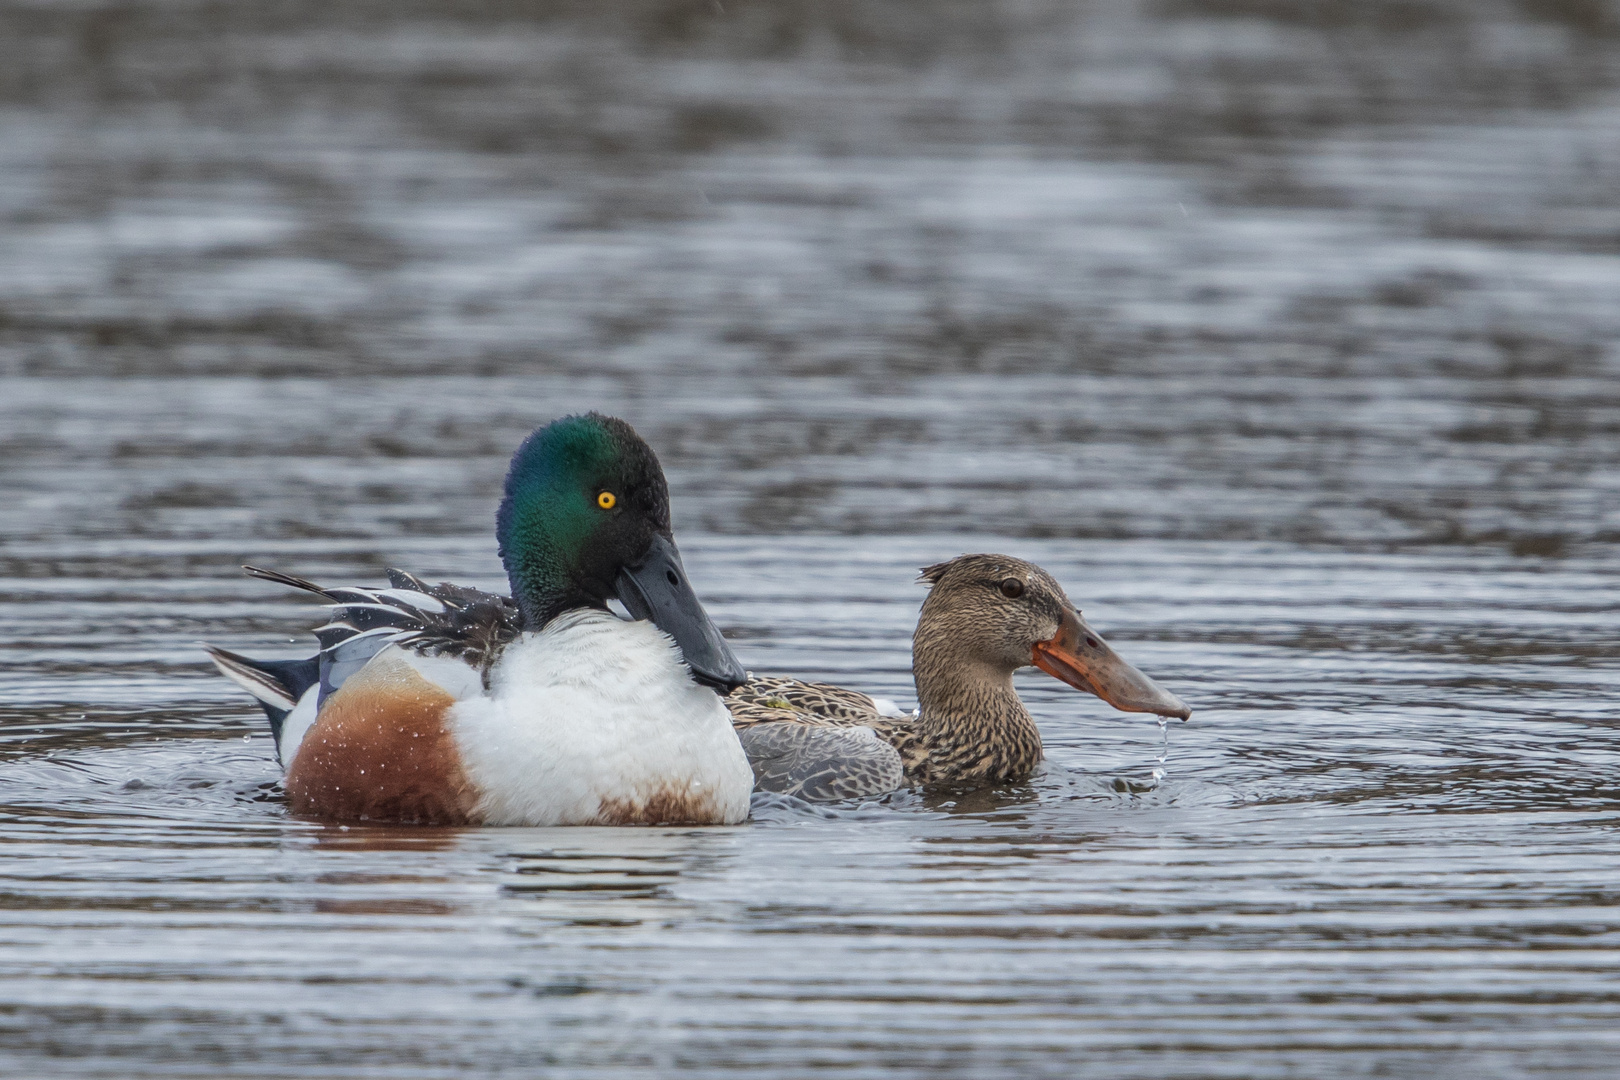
1030 607 1191 720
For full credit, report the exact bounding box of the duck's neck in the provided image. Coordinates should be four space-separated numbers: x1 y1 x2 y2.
506 566 598 631
498 532 601 631
496 482 599 631
911 639 1044 784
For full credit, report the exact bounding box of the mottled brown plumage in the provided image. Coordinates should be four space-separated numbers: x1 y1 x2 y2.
729 554 1190 800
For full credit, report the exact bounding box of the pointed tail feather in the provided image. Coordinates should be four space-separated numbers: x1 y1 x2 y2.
242 564 333 599
205 644 296 711
202 643 320 747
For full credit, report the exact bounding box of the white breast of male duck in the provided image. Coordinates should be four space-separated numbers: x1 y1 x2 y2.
279 608 753 827
454 609 753 826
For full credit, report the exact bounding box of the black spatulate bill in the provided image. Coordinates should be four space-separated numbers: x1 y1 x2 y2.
616 534 747 694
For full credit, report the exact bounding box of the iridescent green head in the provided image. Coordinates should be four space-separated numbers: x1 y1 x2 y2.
495 413 745 692
496 413 669 627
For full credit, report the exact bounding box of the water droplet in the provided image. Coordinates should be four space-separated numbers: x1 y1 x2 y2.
1151 717 1169 785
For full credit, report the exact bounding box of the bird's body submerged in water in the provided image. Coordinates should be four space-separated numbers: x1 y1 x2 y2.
205 413 754 827
727 554 1190 800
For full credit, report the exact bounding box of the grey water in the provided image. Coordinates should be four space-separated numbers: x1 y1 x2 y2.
3 1 1620 1076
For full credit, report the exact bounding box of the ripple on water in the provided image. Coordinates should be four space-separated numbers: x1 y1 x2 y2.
3 0 1620 1071
1 537 1617 1076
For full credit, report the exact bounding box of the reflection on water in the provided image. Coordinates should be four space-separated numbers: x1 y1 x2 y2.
2 0 1619 1076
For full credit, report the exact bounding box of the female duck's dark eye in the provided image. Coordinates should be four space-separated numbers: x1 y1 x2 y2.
999 578 1024 599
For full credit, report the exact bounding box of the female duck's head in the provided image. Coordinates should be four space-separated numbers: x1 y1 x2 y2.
496 413 746 693
914 554 1190 721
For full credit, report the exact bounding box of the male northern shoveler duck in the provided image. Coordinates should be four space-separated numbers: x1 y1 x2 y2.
725 553 1191 800
204 413 754 826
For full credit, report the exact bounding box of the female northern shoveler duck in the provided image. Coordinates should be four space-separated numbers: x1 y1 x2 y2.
204 413 754 827
725 553 1191 800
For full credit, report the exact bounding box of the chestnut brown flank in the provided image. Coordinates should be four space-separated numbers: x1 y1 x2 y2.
595 786 721 825
285 652 479 825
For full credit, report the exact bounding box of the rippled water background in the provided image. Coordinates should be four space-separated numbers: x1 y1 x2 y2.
3 1 1620 1076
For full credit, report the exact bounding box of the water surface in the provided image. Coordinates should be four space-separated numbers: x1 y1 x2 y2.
2 1 1619 1076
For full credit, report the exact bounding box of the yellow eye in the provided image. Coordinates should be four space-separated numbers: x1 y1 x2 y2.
597 491 617 510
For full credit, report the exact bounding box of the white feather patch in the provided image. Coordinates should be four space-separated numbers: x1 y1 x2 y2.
277 685 320 769
395 649 484 701
450 609 753 826
376 588 448 613
325 625 414 645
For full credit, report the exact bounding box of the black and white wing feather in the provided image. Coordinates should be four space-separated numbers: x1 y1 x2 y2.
205 566 521 763
241 565 521 702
